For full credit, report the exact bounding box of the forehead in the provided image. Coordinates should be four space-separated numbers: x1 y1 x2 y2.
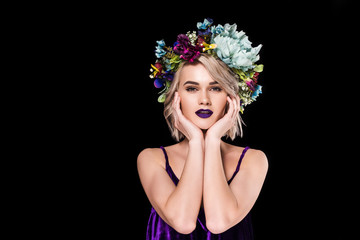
179 63 215 85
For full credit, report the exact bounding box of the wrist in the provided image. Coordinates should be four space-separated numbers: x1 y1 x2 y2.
189 137 204 148
204 134 221 147
205 131 221 142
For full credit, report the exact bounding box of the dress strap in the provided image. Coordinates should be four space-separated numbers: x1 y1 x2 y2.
160 146 179 185
228 146 250 184
160 146 170 167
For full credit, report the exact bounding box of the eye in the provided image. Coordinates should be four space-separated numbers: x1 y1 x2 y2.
186 87 197 92
210 86 222 92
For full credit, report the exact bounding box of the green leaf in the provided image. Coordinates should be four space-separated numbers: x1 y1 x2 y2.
170 55 181 63
165 81 171 88
232 68 247 80
253 64 264 72
158 93 166 103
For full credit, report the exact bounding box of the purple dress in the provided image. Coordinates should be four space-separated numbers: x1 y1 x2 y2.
146 146 253 240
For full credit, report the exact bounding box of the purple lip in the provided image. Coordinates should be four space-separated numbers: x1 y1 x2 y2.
195 109 213 118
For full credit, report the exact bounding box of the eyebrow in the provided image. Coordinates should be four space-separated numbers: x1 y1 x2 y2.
183 81 219 86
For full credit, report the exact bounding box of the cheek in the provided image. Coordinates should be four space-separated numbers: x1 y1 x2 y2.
214 95 228 113
179 94 195 115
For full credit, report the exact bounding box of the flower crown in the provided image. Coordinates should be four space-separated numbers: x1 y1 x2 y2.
149 18 264 113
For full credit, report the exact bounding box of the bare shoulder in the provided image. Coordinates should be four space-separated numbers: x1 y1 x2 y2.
137 148 166 172
243 148 268 173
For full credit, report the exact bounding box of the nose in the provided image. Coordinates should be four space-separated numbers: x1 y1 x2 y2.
199 90 211 106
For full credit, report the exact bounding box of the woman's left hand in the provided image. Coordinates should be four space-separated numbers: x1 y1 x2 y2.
206 95 240 140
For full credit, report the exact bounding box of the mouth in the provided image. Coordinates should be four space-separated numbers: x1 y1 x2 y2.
195 109 213 119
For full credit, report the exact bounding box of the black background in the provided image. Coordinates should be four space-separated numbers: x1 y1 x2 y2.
60 0 356 239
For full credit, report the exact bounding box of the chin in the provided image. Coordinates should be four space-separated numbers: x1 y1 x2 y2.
192 118 215 130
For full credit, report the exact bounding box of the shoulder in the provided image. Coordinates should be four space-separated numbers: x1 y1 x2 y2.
137 147 166 172
137 148 160 161
224 143 268 171
242 148 268 174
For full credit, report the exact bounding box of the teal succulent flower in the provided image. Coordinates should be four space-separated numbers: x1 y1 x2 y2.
197 18 213 30
211 24 262 71
210 24 224 35
251 85 262 100
155 40 166 58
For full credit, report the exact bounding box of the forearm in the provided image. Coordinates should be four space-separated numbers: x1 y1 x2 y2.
203 137 238 227
165 139 204 226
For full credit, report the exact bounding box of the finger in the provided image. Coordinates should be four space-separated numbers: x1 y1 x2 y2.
174 93 182 115
233 96 239 113
230 97 237 120
172 92 180 127
230 96 239 121
226 96 234 119
235 95 241 113
172 92 179 109
174 93 183 119
172 92 177 109
173 93 186 125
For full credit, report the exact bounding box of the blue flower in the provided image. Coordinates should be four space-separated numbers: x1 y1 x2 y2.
197 18 213 30
155 40 166 58
251 85 262 100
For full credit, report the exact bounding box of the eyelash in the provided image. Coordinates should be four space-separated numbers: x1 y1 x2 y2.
185 87 197 92
211 87 222 92
185 87 223 92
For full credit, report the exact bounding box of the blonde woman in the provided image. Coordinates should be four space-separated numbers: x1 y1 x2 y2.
138 19 268 240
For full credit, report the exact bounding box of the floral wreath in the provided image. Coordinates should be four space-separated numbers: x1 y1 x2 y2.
149 18 264 113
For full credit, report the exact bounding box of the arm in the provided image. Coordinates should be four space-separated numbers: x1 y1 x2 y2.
203 96 268 233
138 141 203 234
203 139 268 233
137 92 204 234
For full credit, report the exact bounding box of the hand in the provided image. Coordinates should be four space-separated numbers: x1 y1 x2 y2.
172 92 204 141
206 95 240 140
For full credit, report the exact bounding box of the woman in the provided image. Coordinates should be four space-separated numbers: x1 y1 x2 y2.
138 19 268 239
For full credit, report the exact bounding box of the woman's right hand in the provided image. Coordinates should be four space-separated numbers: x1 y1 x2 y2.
172 92 204 142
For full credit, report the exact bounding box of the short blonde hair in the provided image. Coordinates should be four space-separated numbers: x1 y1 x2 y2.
164 54 243 141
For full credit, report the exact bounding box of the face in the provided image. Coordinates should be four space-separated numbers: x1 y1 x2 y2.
177 63 228 130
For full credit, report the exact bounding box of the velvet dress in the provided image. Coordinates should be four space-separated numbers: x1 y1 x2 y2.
146 146 253 240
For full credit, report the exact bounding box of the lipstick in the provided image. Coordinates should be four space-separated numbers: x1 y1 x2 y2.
195 109 213 118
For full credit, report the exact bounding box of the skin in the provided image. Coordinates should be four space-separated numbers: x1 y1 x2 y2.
137 63 268 234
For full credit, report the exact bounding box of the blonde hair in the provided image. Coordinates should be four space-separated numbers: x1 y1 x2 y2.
164 54 243 141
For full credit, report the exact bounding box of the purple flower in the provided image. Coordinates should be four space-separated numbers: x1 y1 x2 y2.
245 79 256 91
163 72 174 81
154 72 174 89
173 34 201 62
198 28 211 37
154 78 164 88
